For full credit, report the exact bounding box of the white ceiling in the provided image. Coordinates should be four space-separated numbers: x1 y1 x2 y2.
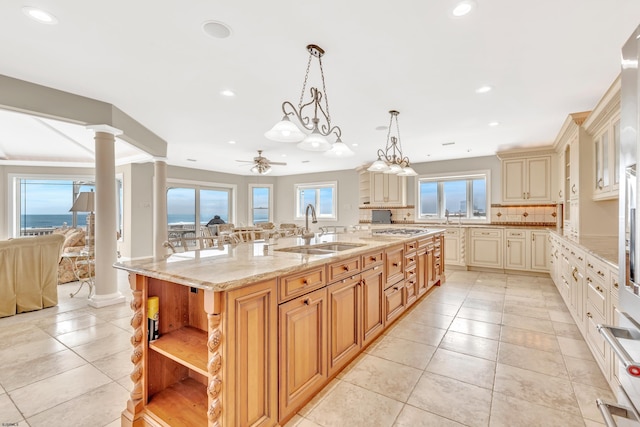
1 1 640 176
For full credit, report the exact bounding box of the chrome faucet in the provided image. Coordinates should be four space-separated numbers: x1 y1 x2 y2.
302 204 317 243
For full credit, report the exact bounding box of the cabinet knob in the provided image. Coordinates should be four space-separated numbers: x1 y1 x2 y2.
302 279 308 285
303 298 310 305
614 282 619 289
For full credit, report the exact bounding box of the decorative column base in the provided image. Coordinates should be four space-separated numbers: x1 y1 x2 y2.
88 291 126 308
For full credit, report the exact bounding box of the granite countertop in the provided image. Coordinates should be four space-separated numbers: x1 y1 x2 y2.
114 229 445 292
389 223 554 230
549 230 619 267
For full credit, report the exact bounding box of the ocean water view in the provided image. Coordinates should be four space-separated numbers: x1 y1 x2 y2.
20 213 269 230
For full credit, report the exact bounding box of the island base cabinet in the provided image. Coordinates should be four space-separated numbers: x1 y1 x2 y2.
122 275 279 427
279 287 327 423
361 266 385 347
328 277 360 377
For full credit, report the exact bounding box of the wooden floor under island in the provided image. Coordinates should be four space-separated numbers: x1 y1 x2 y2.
115 228 444 426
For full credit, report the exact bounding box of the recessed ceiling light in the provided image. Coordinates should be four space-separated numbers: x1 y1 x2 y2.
452 0 477 17
220 89 235 97
475 85 492 94
281 154 287 157
227 140 236 144
375 126 388 131
22 6 58 24
202 21 232 39
488 121 500 127
442 141 456 146
187 158 197 162
351 143 359 147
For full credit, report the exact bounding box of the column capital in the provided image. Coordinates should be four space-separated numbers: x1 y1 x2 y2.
152 156 168 163
86 124 123 136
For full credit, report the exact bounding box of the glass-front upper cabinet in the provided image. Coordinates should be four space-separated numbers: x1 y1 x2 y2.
584 76 620 201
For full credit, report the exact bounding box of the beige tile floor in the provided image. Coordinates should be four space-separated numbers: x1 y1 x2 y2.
0 270 613 426
284 270 613 427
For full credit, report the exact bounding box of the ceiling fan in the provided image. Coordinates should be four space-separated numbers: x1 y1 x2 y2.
236 150 286 174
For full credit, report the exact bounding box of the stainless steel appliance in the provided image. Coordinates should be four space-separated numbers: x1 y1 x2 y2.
371 209 392 224
597 25 640 426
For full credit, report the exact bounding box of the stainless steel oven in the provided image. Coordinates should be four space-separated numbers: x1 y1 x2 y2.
597 24 640 426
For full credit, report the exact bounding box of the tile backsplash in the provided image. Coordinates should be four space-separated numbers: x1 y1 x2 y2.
358 204 558 226
490 204 558 225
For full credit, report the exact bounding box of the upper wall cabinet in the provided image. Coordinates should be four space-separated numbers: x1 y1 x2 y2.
370 172 406 206
498 152 553 203
584 76 621 201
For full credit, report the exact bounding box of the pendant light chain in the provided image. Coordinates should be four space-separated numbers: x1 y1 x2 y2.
298 54 313 109
394 112 403 157
319 56 331 126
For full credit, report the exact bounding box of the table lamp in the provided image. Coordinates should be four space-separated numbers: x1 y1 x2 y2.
69 190 95 252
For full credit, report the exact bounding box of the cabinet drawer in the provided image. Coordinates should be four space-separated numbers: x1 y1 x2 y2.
471 228 502 237
585 256 608 287
404 252 417 268
385 246 404 285
279 267 326 303
418 236 434 248
404 240 418 253
585 301 608 367
405 263 417 281
506 230 526 238
586 277 607 317
361 250 384 270
328 256 361 283
384 282 405 323
444 228 461 237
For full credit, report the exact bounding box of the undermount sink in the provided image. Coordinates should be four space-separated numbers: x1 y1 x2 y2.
275 242 366 255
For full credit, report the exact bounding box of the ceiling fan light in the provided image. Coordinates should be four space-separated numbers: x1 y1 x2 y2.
324 137 354 158
384 163 403 174
297 130 331 152
264 115 306 142
367 158 389 172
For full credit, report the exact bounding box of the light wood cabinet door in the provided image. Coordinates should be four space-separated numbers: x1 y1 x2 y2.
384 282 405 324
225 279 278 427
328 277 360 377
385 245 404 285
278 287 327 421
361 266 385 346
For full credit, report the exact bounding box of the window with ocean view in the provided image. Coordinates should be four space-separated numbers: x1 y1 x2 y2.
14 177 124 237
167 183 233 227
294 181 337 220
249 184 272 224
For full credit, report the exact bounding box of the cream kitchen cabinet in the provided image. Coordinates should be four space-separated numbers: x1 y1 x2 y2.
468 228 503 269
505 229 548 272
443 227 465 267
370 172 406 206
500 156 552 203
584 76 620 201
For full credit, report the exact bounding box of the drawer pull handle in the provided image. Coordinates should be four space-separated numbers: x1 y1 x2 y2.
588 263 594 268
343 266 349 271
596 285 603 293
597 270 605 277
587 312 592 318
578 256 584 261
587 277 592 283
303 298 311 305
572 267 578 282
370 256 377 261
614 282 619 289
572 184 577 194
393 286 399 291
409 258 414 263
598 319 640 377
302 279 308 285
392 262 399 267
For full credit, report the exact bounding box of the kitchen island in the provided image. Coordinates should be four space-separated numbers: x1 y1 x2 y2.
115 228 444 427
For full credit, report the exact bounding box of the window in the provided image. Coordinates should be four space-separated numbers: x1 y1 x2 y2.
167 180 234 228
249 184 272 224
294 181 337 220
10 175 123 237
417 171 489 221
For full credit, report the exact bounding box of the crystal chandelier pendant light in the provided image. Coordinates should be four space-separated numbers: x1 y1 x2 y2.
367 110 416 175
265 44 352 156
